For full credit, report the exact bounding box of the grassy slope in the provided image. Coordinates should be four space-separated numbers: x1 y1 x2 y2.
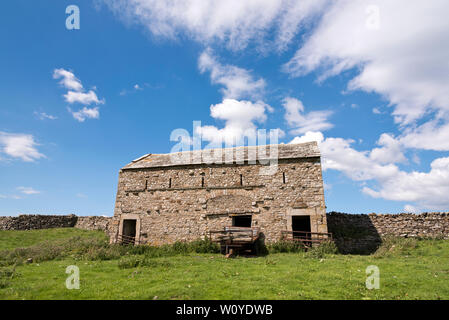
0 229 448 300
0 228 107 251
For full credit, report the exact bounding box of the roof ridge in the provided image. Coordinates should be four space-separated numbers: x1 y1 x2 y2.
122 142 320 170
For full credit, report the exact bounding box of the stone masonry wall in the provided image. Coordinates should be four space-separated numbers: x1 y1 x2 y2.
327 212 449 254
0 214 111 231
111 158 328 245
74 216 111 231
0 214 78 230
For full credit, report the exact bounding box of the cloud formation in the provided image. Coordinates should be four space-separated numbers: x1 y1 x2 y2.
198 99 273 145
284 0 449 128
0 132 45 162
291 131 449 211
197 51 279 146
69 107 100 122
103 0 328 51
17 186 41 195
64 90 104 105
53 68 83 91
105 1 449 135
199 49 265 100
290 131 324 145
53 68 104 121
34 112 57 120
282 97 332 134
361 156 449 210
399 121 449 152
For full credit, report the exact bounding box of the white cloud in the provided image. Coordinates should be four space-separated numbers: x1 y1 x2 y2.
0 187 40 200
103 0 328 51
319 136 399 182
53 68 83 91
199 49 265 100
17 187 40 195
198 99 274 145
211 99 267 124
370 133 406 164
323 182 332 191
34 112 57 120
64 90 104 105
119 82 160 96
291 131 449 210
372 107 382 115
0 132 45 162
282 97 332 134
120 83 148 96
404 204 419 214
284 0 449 127
399 120 449 152
69 107 100 122
290 131 324 144
104 1 449 130
0 194 22 200
196 51 280 145
362 157 449 210
274 0 329 51
280 1 449 209
53 68 104 121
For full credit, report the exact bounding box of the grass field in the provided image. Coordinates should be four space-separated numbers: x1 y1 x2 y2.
0 228 448 300
0 228 107 251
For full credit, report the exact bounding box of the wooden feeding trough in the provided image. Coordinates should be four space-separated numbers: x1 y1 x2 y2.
209 226 261 256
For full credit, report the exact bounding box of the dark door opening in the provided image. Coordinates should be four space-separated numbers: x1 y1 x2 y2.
292 215 311 240
232 215 252 228
122 219 137 245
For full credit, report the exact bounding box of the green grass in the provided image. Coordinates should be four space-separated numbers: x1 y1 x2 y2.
0 229 448 300
0 228 107 251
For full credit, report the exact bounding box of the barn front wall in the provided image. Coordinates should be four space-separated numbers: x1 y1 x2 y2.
109 157 327 245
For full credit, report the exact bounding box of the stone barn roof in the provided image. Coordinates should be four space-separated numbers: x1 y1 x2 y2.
122 142 320 170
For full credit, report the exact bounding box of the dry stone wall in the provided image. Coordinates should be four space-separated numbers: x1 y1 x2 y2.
74 216 111 231
0 211 448 255
326 212 449 254
0 214 78 230
0 214 111 231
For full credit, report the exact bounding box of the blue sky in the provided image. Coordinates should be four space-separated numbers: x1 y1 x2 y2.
1 0 449 216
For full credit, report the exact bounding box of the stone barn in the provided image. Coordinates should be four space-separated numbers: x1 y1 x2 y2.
109 142 328 246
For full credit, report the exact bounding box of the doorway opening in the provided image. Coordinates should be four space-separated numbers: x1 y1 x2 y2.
291 215 311 240
232 215 252 228
121 219 137 245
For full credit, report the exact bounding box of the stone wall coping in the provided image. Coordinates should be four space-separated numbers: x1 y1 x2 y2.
0 214 112 231
327 211 449 217
0 214 113 218
122 142 320 170
2 212 447 219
